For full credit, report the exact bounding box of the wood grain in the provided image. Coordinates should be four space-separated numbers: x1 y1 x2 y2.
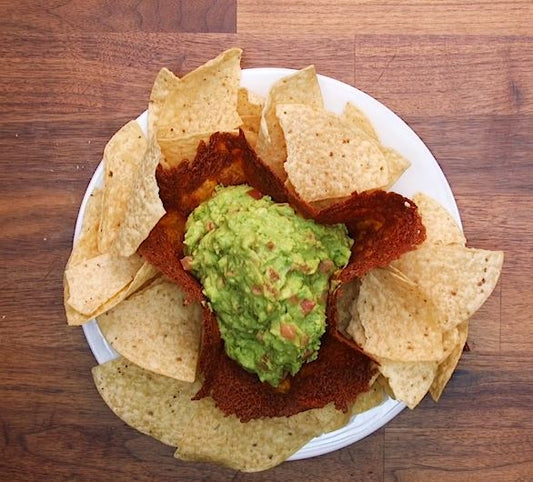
0 0 237 34
1 1 532 480
238 0 533 36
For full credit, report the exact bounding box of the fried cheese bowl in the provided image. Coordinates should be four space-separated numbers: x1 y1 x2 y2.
64 48 503 472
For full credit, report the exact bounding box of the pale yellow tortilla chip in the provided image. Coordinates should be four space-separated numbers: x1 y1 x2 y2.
381 146 411 189
237 88 263 149
64 189 104 325
113 136 166 256
430 320 469 401
342 102 379 141
97 279 202 382
156 48 242 166
355 268 444 362
68 189 103 266
391 245 504 331
378 358 438 409
66 261 160 326
148 67 180 138
278 104 389 202
413 192 466 246
256 66 323 179
98 120 148 253
237 87 263 118
93 358 351 472
342 103 410 189
157 130 211 168
65 253 144 315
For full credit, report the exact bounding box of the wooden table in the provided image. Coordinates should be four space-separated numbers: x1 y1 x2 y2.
1 1 532 480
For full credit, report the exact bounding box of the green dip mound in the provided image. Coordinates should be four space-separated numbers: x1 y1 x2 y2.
184 185 353 387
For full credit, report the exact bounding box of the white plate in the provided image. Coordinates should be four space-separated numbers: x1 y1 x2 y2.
76 68 461 461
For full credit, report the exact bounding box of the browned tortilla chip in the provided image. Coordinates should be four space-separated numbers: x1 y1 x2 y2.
316 190 426 281
138 211 204 305
194 305 376 422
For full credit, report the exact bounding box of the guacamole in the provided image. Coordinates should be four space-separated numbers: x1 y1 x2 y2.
184 185 353 387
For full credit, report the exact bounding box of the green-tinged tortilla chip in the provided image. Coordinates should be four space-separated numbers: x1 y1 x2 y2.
92 358 351 472
92 358 200 446
413 193 466 246
174 400 350 472
356 268 444 362
98 120 148 253
149 67 180 138
378 358 438 409
157 48 242 167
113 136 166 257
256 66 323 179
391 245 504 331
278 104 388 202
65 253 144 315
98 279 202 382
430 320 469 401
351 377 386 415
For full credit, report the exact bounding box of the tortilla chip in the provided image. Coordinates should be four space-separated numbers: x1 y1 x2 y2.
237 87 263 118
65 253 144 315
430 320 469 401
70 261 161 326
237 88 263 149
174 399 349 472
355 268 443 362
391 245 504 330
148 67 180 138
382 147 411 189
157 131 212 168
342 103 409 189
92 357 200 446
342 102 379 141
98 120 148 253
97 278 203 382
378 358 438 409
113 136 166 256
278 104 388 202
93 357 351 472
351 377 386 415
413 193 466 246
256 66 323 179
157 48 242 167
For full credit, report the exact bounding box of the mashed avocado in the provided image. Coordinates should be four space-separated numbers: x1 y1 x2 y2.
184 185 353 387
